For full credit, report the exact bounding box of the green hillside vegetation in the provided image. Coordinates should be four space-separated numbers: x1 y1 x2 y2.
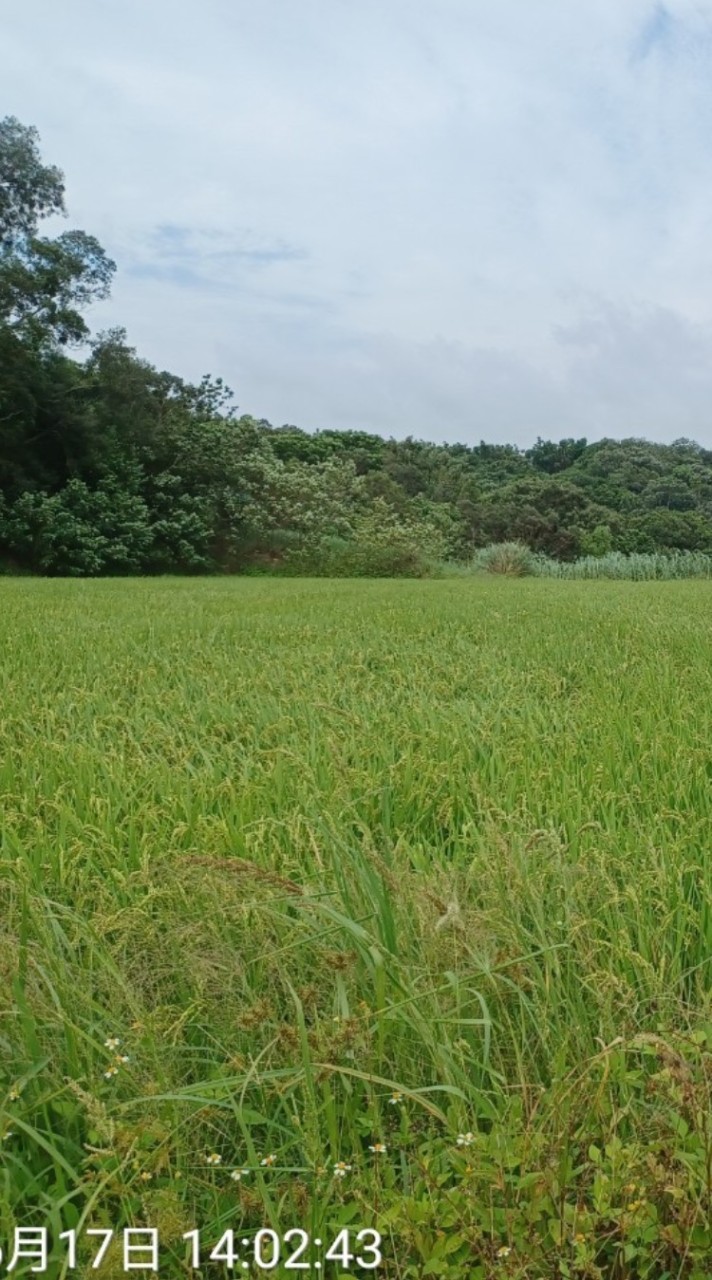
3 116 712 578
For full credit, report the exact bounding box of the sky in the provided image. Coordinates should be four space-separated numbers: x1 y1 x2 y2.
4 0 712 446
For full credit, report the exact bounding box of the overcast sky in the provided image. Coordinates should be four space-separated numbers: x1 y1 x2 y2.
4 0 712 446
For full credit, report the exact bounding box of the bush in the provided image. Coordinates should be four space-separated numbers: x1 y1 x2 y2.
279 500 447 578
0 482 152 576
283 536 432 578
472 541 536 576
580 522 613 557
143 474 214 572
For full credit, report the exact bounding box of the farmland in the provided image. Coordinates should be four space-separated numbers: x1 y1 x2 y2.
1 577 712 1277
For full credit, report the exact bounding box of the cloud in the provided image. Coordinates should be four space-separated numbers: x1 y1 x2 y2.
4 0 712 443
554 301 712 438
630 5 675 62
123 224 308 290
629 2 712 66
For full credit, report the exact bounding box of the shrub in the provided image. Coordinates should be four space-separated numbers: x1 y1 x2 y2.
284 536 432 578
143 474 214 572
0 483 152 576
472 541 536 576
280 499 447 578
580 522 613 557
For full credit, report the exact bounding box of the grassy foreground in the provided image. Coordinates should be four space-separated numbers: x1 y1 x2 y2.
1 578 712 1278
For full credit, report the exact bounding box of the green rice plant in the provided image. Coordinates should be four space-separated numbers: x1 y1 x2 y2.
1 577 712 1274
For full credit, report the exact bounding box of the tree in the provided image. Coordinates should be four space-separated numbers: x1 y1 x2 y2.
0 116 115 346
527 437 587 474
1 230 114 344
0 117 64 247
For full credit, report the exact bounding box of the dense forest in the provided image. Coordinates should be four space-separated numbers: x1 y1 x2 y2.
3 115 712 577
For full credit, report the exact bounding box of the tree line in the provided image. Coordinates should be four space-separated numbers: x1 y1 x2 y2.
2 115 712 577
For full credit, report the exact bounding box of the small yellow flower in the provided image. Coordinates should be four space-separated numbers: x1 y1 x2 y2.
230 1168 250 1182
388 1091 404 1105
104 1067 118 1080
139 1171 152 1182
333 1162 352 1178
368 1142 387 1154
8 1088 20 1102
456 1132 474 1147
104 1037 121 1051
206 1153 222 1166
573 1233 586 1245
260 1154 276 1166
496 1245 512 1259
117 1055 130 1064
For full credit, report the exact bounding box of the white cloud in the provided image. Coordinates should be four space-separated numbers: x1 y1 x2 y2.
4 0 712 443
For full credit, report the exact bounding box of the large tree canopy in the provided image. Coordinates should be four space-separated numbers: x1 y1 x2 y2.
0 116 65 247
0 116 115 346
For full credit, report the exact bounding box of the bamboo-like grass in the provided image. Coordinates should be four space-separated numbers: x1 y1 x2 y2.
534 549 712 579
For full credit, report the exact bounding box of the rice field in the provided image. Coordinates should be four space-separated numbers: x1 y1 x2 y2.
1 577 712 1278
